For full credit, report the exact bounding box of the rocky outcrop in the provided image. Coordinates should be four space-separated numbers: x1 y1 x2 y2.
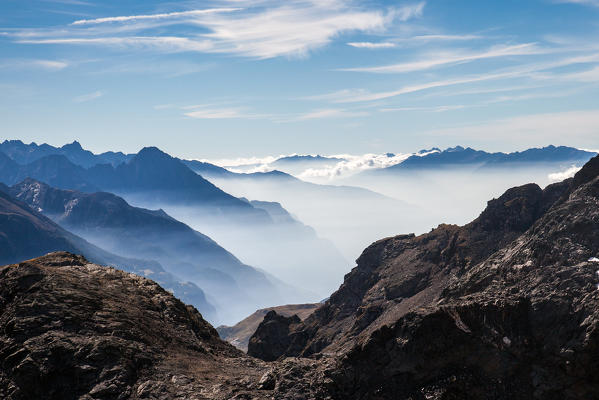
217 303 319 351
248 311 303 361
0 252 333 400
250 155 599 399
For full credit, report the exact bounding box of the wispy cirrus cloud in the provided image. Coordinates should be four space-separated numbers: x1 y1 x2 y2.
183 104 271 120
0 59 68 71
74 90 103 102
312 52 599 103
70 8 241 25
12 1 425 59
347 42 396 49
340 43 544 73
293 108 370 121
554 0 599 7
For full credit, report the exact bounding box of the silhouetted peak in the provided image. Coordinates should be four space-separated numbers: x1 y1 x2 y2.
134 146 173 162
446 145 466 152
61 140 83 151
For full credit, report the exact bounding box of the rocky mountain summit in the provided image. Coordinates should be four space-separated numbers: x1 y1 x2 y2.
248 154 599 399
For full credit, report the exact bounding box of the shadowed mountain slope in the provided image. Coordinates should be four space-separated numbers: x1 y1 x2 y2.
9 178 289 325
248 154 599 399
0 189 215 319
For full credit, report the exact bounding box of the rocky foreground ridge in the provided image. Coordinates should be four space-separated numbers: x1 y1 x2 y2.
1 155 599 399
0 252 338 399
249 155 599 399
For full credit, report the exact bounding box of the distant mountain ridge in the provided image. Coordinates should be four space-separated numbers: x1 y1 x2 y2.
0 185 215 319
380 145 596 172
0 139 133 168
0 141 350 301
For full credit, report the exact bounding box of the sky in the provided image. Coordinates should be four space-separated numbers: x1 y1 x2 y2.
1 0 599 159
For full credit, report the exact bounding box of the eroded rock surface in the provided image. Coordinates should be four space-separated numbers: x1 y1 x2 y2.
250 155 599 399
0 252 330 400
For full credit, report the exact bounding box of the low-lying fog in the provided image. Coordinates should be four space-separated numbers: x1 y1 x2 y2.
117 162 583 324
207 163 582 262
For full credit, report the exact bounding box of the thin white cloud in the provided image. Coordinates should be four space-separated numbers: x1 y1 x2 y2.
74 90 104 102
183 104 271 119
380 105 468 112
313 52 599 103
407 34 483 41
548 165 582 182
341 43 544 73
347 42 396 49
298 152 413 181
19 37 214 53
559 65 599 81
0 59 68 71
71 8 241 25
293 108 370 121
14 1 424 59
554 0 599 7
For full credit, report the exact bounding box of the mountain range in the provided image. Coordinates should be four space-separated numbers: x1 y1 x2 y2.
376 145 596 172
246 153 599 399
2 152 599 399
7 178 291 324
0 185 216 319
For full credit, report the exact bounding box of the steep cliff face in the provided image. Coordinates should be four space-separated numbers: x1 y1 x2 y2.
249 155 599 399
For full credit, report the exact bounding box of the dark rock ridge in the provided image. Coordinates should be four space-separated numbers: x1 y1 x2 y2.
0 252 332 400
248 154 599 399
9 178 286 324
217 303 319 352
0 189 215 319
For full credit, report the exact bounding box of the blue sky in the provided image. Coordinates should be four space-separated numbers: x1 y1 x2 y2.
1 0 598 159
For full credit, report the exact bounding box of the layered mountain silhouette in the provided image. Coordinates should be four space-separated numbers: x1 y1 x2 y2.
375 145 596 172
8 178 292 325
0 186 215 319
0 139 132 167
3 154 599 399
0 143 350 298
247 154 599 398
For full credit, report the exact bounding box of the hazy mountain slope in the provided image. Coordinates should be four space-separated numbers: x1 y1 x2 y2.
0 189 215 319
198 166 428 261
10 178 289 325
0 145 349 299
0 139 133 167
217 303 320 352
248 155 599 399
